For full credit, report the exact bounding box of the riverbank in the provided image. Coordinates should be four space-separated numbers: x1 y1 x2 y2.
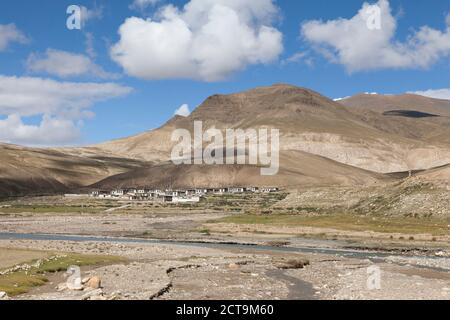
0 236 449 300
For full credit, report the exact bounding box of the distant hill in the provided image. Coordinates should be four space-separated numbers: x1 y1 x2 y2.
338 93 450 145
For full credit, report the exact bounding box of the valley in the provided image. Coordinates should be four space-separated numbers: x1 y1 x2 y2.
1 84 450 301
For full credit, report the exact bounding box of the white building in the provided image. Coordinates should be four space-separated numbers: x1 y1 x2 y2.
172 196 200 204
260 187 279 193
111 189 126 197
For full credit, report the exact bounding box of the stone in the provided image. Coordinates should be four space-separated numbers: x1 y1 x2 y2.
81 276 91 284
66 281 83 291
274 258 310 270
81 288 103 300
86 276 102 289
0 291 9 300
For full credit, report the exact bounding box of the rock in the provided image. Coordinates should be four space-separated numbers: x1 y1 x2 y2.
228 263 240 270
81 276 91 284
435 251 449 257
66 281 83 291
0 291 9 300
81 288 103 300
274 258 310 270
86 276 102 289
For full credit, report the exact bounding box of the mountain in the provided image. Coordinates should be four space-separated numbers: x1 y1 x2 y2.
338 93 450 144
2 84 450 196
339 93 450 116
416 164 450 185
93 84 450 173
0 143 145 197
91 150 390 190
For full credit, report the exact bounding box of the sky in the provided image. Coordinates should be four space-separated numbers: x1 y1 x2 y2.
0 0 449 146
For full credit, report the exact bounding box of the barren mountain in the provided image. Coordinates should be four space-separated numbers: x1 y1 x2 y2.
0 143 145 197
2 84 450 196
416 164 450 185
339 93 450 116
338 93 450 144
94 84 450 173
91 150 390 190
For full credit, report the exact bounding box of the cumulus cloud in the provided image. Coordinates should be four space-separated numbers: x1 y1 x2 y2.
410 89 450 100
174 104 190 117
111 0 283 81
0 24 28 51
26 49 118 79
301 0 450 72
130 0 161 11
0 114 81 146
0 76 132 145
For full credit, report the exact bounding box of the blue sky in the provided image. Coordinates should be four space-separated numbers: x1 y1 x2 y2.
0 0 449 146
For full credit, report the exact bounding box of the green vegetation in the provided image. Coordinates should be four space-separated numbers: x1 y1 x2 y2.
0 253 125 296
215 213 450 236
198 228 211 236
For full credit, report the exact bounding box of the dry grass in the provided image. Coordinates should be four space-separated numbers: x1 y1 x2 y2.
216 214 450 236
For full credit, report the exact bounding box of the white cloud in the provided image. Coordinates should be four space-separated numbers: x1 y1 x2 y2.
84 32 96 58
26 49 118 79
301 0 450 72
130 0 161 11
111 0 283 81
0 114 80 146
174 104 190 117
281 51 314 67
0 24 28 51
410 89 450 100
0 76 132 145
282 52 307 64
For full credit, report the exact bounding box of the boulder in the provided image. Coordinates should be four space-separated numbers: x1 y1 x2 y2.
274 258 310 269
81 276 91 284
86 276 102 289
66 281 83 291
81 288 103 300
0 291 9 300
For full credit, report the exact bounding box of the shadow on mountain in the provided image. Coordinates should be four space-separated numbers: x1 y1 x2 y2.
383 110 440 118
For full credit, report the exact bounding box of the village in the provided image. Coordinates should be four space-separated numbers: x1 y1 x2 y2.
89 186 280 203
